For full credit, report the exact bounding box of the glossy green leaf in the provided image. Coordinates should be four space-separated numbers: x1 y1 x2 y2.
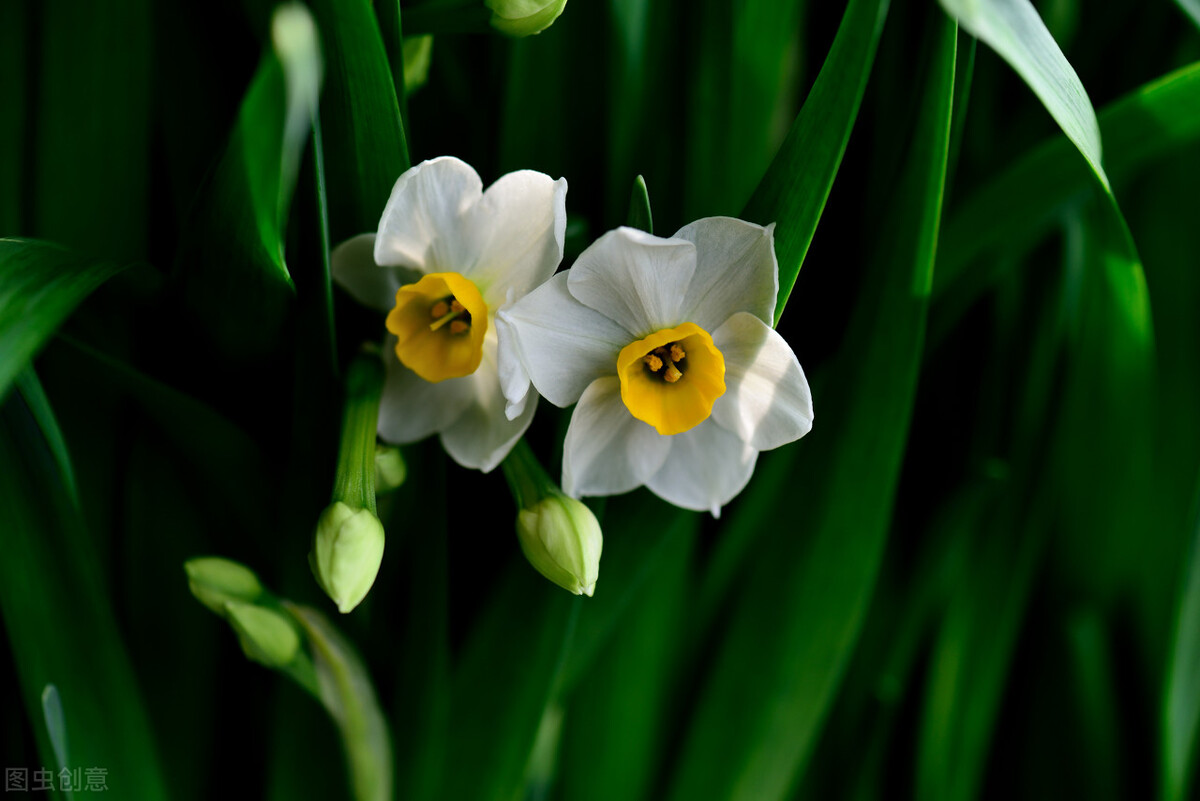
740 0 890 325
937 0 1106 189
0 379 168 801
667 14 956 801
174 4 322 356
0 239 126 403
934 61 1200 337
1175 0 1200 29
308 0 411 241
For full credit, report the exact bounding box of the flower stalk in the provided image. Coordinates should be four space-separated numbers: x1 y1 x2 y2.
312 352 387 613
503 439 602 596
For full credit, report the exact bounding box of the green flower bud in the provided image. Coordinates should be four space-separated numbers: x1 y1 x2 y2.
374 444 407 495
517 494 602 597
185 557 264 615
225 601 301 668
310 502 386 614
485 0 568 37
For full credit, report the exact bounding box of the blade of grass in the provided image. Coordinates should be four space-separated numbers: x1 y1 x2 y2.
666 14 957 801
0 239 126 403
0 377 168 801
740 0 890 325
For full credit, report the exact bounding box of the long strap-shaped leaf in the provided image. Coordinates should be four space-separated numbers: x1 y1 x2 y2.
0 375 169 801
933 61 1200 338
0 238 126 402
309 0 411 241
173 6 322 357
939 0 1106 188
740 0 890 325
666 14 958 801
1164 476 1200 801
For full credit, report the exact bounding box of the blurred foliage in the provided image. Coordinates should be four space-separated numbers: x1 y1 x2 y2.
2 0 1200 799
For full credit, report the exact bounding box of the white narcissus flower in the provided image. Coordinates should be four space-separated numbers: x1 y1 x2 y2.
496 217 814 516
332 156 567 472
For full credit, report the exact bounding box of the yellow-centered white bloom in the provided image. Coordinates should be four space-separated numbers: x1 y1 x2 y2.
332 156 567 471
497 218 814 516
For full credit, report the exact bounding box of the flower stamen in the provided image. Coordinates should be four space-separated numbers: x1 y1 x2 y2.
428 295 473 334
642 343 688 384
386 272 488 383
617 323 725 435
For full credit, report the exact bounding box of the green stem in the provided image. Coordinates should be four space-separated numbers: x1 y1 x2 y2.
331 353 384 514
501 438 557 510
286 603 393 801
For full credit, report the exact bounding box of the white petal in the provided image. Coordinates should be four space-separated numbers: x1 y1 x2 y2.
331 233 420 312
496 272 630 410
494 311 531 421
376 336 475 444
710 312 814 451
562 376 671 498
374 156 483 272
674 217 779 330
567 227 696 337
458 171 567 307
439 331 537 472
646 419 758 517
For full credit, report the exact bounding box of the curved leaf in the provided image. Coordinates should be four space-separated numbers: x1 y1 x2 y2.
0 239 126 402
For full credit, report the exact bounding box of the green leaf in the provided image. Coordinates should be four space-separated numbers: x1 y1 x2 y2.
443 561 579 801
1164 476 1200 801
740 0 890 325
174 4 322 356
933 61 1200 337
560 496 699 692
32 0 151 261
0 239 126 403
0 377 168 801
916 495 1048 801
626 175 654 234
667 13 957 801
288 604 394 801
41 685 70 776
557 520 694 801
1175 0 1200 29
937 0 1107 189
308 0 411 241
13 370 79 507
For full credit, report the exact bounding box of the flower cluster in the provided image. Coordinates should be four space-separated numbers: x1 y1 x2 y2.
333 156 814 520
